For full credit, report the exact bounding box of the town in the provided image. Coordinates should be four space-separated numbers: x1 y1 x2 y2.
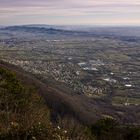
0 27 140 109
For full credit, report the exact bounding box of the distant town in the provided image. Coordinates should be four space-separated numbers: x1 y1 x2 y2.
0 26 140 109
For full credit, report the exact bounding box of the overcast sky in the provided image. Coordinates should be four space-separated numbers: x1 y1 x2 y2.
0 0 140 26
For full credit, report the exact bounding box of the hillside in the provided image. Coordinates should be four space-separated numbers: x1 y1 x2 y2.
0 61 140 140
0 62 70 140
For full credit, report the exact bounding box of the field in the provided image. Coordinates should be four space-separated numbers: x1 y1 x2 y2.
0 26 140 124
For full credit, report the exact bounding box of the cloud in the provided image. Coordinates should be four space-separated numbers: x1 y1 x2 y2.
0 0 140 8
0 0 140 25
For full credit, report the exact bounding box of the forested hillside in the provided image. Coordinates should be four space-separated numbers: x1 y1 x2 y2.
0 67 68 140
0 62 140 140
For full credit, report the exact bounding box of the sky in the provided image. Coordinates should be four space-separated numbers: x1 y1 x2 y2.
0 0 140 26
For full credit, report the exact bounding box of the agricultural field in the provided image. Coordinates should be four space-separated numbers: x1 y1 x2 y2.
0 26 140 124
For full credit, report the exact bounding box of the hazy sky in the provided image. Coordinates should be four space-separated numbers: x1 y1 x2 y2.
0 0 140 26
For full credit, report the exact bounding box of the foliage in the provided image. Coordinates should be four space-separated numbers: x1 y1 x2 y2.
0 67 140 140
0 68 68 140
87 118 140 140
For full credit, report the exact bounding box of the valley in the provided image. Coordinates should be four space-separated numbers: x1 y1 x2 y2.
0 26 140 124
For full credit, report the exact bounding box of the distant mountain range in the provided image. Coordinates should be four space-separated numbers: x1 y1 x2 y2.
1 25 140 42
16 25 140 36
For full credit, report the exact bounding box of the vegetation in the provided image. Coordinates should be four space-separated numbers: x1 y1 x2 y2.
0 68 68 140
87 118 140 140
0 67 140 140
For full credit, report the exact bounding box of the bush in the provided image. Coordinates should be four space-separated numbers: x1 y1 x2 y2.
0 68 68 140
